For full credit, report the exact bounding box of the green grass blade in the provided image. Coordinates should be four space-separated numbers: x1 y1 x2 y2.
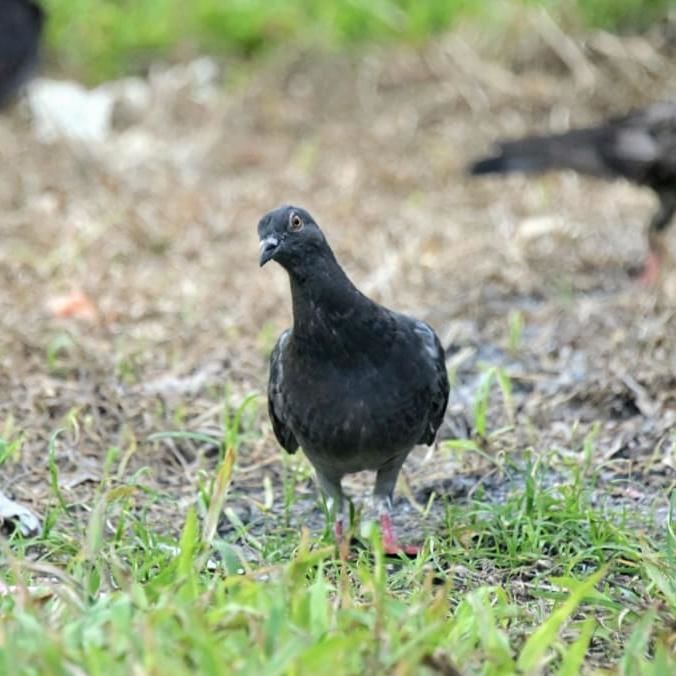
201 446 236 547
619 608 657 675
557 617 596 676
517 566 607 672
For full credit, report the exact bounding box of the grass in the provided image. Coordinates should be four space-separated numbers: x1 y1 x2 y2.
4 3 675 671
1 397 674 674
42 0 674 82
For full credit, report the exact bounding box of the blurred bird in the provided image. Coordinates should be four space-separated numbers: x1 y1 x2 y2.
0 0 45 107
259 205 449 555
469 101 676 285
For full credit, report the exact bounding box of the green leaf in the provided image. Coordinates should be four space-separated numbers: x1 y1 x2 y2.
468 589 515 669
84 495 107 562
201 446 236 548
557 617 595 676
643 560 676 610
620 608 656 675
517 566 607 672
309 569 330 638
495 367 514 424
472 368 495 438
442 439 480 452
176 506 200 597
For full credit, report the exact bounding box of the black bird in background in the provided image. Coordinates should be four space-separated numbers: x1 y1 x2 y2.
259 205 449 555
469 101 676 285
0 0 44 107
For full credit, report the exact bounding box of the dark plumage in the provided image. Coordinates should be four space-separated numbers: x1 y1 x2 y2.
469 101 676 283
0 0 44 107
259 205 449 555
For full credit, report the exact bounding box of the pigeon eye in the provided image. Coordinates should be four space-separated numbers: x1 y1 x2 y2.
289 213 304 232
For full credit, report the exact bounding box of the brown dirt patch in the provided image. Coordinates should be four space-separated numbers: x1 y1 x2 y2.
1 27 674 547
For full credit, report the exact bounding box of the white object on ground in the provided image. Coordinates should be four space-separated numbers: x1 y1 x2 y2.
0 490 41 537
27 78 115 144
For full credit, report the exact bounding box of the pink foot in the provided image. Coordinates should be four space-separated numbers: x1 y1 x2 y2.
334 518 351 561
334 518 344 540
638 251 660 286
379 513 420 557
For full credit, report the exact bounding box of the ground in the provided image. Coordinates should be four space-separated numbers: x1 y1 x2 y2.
0 23 674 673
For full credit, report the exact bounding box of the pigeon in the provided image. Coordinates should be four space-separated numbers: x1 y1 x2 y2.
469 101 676 284
0 0 45 107
258 205 449 555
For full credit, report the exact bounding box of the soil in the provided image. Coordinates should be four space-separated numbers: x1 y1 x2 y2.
1 26 674 554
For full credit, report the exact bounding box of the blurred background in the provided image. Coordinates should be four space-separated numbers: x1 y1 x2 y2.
40 0 675 82
1 0 674 546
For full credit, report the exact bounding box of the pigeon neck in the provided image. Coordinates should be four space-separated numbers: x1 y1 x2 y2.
288 251 368 340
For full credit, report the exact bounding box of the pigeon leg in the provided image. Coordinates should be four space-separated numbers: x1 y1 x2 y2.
378 512 420 557
316 469 346 541
374 459 420 557
641 193 676 285
638 251 661 287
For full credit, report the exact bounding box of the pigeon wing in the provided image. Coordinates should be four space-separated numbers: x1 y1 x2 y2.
603 102 676 185
267 329 299 454
413 320 450 446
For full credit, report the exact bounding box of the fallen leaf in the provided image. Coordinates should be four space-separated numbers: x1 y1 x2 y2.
46 290 98 322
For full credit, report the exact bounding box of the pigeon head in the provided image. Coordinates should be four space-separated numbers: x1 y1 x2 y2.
257 205 331 272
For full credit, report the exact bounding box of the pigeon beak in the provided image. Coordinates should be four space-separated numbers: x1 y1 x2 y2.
259 235 280 267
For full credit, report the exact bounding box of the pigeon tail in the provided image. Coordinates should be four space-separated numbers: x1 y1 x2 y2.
469 152 552 175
